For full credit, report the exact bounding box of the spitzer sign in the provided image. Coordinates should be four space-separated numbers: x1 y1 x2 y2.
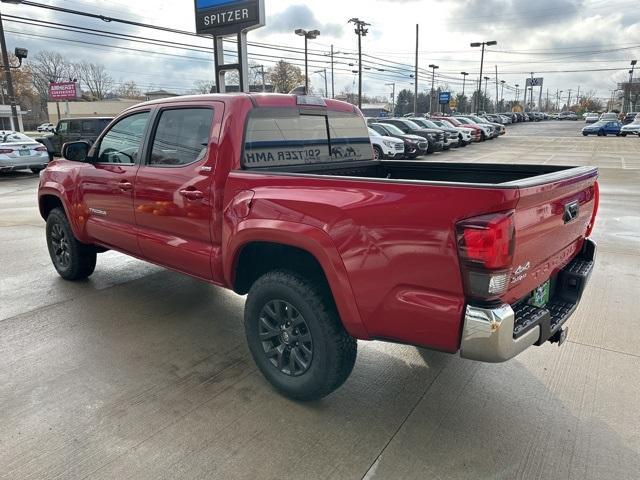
194 0 265 36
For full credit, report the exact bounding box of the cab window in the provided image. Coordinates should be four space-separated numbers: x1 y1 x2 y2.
97 111 150 164
148 108 214 167
57 121 69 134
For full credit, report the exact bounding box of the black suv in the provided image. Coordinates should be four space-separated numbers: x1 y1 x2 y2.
373 118 444 153
623 112 638 125
37 117 113 160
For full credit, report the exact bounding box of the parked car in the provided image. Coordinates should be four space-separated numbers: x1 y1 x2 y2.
36 117 113 160
598 112 619 122
368 122 428 158
368 127 405 160
374 118 445 153
620 120 640 136
622 112 638 125
38 93 599 400
0 131 50 174
461 115 504 137
558 111 578 121
428 119 473 146
409 118 459 149
582 120 622 136
452 116 494 140
584 113 599 124
37 123 55 133
432 116 483 142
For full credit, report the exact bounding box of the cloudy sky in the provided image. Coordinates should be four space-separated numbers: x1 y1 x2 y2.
3 0 639 105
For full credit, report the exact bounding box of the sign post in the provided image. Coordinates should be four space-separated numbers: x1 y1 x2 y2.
439 91 451 113
525 77 543 111
194 0 265 93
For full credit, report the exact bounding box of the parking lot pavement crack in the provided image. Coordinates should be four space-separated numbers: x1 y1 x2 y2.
360 360 450 480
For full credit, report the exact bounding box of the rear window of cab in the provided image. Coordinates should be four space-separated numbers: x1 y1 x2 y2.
243 108 372 168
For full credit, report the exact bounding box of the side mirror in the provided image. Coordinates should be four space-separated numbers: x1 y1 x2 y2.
62 141 91 162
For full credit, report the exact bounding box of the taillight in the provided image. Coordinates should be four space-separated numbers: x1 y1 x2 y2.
35 146 48 152
456 211 515 300
585 181 599 237
0 148 13 154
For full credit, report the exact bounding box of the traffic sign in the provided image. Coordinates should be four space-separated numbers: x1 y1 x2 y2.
439 92 451 105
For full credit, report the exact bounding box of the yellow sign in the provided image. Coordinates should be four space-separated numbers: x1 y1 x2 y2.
512 105 523 112
449 99 457 108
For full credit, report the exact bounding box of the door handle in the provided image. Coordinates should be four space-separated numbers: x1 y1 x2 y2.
180 189 204 200
118 181 133 191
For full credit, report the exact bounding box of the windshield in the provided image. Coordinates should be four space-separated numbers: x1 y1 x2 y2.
1 133 33 143
368 127 381 137
421 119 441 129
455 117 473 125
401 120 423 130
376 123 403 135
442 117 461 126
590 121 607 127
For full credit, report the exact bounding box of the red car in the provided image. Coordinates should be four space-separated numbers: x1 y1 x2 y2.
38 94 599 400
432 115 483 142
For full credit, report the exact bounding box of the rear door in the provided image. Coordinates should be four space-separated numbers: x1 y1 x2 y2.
133 103 221 280
505 170 598 304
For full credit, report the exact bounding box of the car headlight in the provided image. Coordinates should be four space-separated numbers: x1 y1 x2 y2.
383 140 393 148
406 139 417 144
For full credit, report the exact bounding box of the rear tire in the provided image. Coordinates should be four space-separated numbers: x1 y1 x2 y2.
46 208 97 281
30 168 42 174
244 270 357 401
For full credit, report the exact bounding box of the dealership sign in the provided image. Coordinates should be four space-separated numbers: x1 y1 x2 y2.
194 0 265 36
526 77 544 87
439 92 451 105
49 82 79 101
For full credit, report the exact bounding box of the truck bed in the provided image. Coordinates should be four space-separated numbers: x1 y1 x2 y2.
245 160 595 188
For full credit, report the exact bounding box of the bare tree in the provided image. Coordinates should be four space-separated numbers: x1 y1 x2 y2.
29 50 75 114
191 79 216 94
115 80 142 99
76 61 113 100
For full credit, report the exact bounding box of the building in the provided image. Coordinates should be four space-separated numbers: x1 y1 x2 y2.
144 90 180 101
0 105 26 132
360 103 392 117
46 99 141 124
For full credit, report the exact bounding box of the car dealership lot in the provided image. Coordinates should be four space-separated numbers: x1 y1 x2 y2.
1 121 639 480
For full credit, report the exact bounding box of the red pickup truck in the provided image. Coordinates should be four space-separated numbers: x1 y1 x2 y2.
38 94 599 400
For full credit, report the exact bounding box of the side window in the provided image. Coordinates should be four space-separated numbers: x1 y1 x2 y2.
57 121 69 134
68 120 83 134
148 108 214 167
97 111 150 164
82 120 96 133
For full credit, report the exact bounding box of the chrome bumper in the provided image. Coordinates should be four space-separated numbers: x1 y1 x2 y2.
460 304 540 363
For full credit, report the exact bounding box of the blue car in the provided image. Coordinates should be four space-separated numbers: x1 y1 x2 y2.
582 120 622 136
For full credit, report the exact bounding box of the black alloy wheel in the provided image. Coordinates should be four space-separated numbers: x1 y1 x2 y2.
49 222 71 269
258 299 313 377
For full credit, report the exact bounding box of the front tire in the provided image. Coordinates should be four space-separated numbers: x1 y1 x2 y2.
244 270 357 401
31 168 43 174
373 145 383 160
46 208 97 281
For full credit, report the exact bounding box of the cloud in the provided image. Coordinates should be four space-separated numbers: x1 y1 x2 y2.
263 4 343 37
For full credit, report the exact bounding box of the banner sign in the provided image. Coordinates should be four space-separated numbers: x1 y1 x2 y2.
439 92 451 105
526 77 544 87
194 0 265 36
49 82 79 101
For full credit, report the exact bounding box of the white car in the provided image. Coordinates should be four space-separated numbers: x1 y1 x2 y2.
368 127 405 160
37 123 55 133
599 112 619 122
429 119 473 146
585 113 599 124
455 117 495 140
0 132 50 174
620 121 640 136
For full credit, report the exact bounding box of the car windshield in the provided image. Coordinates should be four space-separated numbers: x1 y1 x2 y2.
2 133 33 143
376 123 404 135
368 128 381 137
590 121 607 127
442 117 462 126
401 120 423 130
430 120 447 128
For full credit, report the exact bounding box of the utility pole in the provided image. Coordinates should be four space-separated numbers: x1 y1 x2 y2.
500 80 505 110
627 60 637 112
567 89 572 110
461 72 469 112
330 45 335 98
576 85 580 109
470 40 497 113
0 11 19 131
515 84 519 104
429 63 439 114
483 76 489 112
556 89 560 112
385 82 395 115
349 18 370 110
495 66 498 113
414 24 419 115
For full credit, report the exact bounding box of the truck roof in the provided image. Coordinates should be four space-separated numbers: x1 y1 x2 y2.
130 93 359 113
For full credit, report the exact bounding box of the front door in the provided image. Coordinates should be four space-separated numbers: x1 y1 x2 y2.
133 106 217 280
79 111 151 255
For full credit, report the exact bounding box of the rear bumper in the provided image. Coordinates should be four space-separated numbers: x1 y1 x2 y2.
460 238 596 363
0 161 48 172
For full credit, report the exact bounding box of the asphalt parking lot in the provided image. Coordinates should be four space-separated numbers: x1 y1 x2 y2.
1 120 639 480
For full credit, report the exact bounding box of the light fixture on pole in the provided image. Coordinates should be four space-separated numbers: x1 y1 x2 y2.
628 60 637 112
500 80 505 107
483 76 490 112
460 72 469 112
295 28 320 95
470 40 497 113
385 82 396 114
428 64 439 113
515 84 519 104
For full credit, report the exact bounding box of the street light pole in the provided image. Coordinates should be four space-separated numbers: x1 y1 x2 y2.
461 72 468 112
385 82 396 114
428 64 439 114
470 40 497 113
0 10 20 130
515 84 519 104
500 80 505 110
295 29 320 95
483 76 490 112
628 60 637 112
349 18 370 110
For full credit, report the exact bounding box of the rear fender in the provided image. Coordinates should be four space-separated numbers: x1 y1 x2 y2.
224 219 370 340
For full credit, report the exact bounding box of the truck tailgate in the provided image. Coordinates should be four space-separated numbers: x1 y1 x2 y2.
505 168 598 304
